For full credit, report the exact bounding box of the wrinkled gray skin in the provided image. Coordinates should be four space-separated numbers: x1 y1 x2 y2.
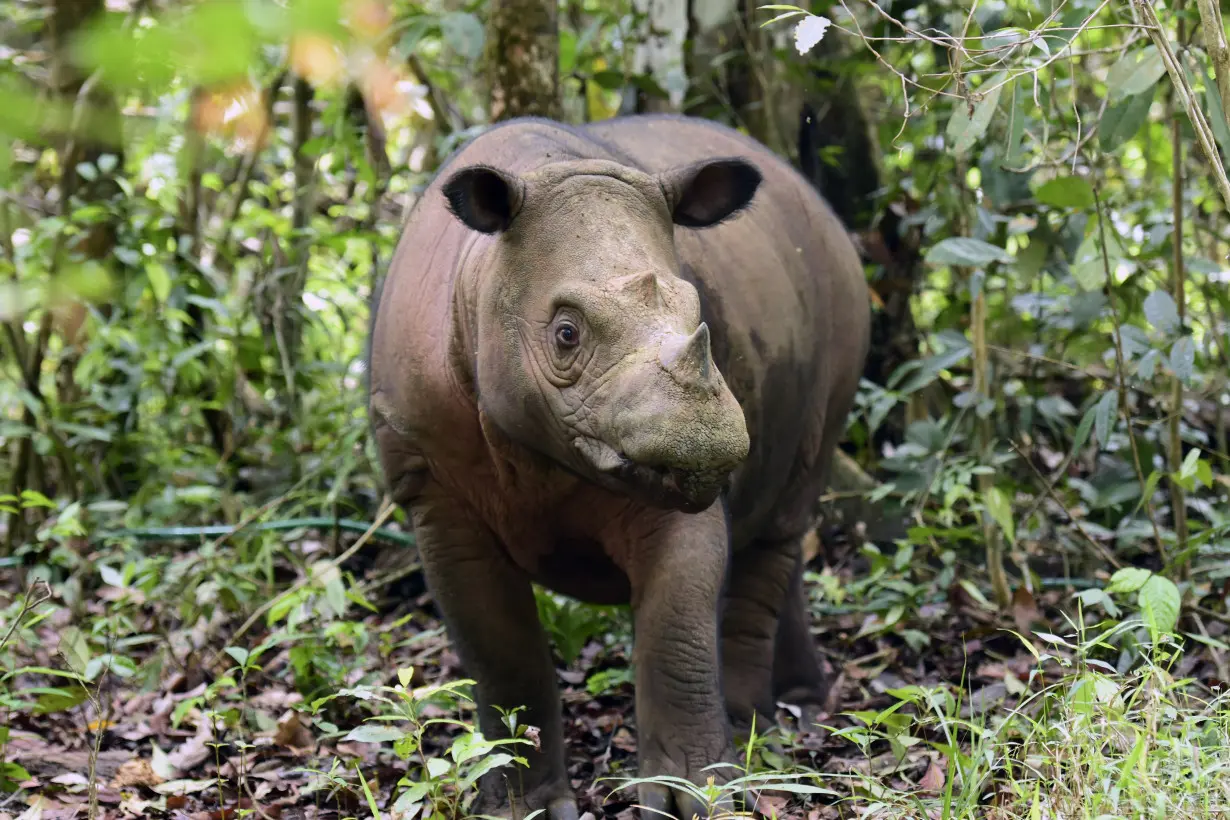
369 114 870 819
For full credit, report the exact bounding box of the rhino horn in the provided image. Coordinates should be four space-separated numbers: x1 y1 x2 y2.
614 270 664 308
659 322 716 389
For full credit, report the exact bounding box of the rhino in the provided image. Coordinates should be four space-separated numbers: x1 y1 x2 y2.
368 113 870 819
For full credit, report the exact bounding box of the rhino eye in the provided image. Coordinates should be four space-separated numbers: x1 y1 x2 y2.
555 322 580 349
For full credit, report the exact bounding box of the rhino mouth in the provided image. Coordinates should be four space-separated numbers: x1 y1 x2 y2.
572 436 729 514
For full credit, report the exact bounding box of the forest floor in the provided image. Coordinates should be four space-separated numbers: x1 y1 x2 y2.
4 521 1230 820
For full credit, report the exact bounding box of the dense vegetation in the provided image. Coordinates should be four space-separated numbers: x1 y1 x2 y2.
2 0 1229 817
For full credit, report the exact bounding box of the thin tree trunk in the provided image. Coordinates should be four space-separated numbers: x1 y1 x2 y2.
486 0 560 121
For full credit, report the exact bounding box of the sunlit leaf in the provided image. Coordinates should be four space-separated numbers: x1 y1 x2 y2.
1106 45 1167 102
924 237 1011 266
1143 290 1180 335
1034 175 1094 209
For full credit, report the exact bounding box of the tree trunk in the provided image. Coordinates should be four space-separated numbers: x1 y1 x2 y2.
486 0 560 121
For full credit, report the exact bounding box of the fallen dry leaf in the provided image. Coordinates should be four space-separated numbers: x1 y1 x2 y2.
111 758 163 790
610 727 636 753
1011 586 1040 634
273 711 314 752
754 793 790 819
919 759 945 793
166 720 214 774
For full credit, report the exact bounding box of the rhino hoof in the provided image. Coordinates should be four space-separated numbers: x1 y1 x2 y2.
472 779 579 820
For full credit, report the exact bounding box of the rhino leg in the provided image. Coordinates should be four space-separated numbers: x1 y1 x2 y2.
771 550 832 730
719 537 799 745
409 491 578 820
624 504 741 819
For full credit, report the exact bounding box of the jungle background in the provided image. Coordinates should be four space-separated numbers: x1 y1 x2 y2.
3 0 1230 816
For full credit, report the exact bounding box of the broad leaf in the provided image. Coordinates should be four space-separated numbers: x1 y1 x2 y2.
1139 575 1180 637
1094 390 1118 446
1034 176 1094 209
1143 290 1180 335
1169 337 1195 383
948 74 1007 155
984 487 1015 544
344 724 406 743
925 237 1011 267
1106 566 1151 595
1100 85 1156 151
1106 45 1167 102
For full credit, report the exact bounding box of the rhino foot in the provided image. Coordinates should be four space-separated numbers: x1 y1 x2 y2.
634 738 744 820
471 772 579 820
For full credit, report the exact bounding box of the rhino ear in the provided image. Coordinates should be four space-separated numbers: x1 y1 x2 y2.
441 165 525 234
660 158 762 229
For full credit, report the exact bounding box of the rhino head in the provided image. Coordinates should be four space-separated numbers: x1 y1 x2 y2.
441 156 759 513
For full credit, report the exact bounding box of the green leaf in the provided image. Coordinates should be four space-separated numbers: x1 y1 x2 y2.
1133 469 1163 515
98 564 125 588
1094 390 1118 446
1034 176 1095 209
924 237 1011 267
426 756 452 779
1137 349 1161 380
344 724 406 743
225 647 250 667
1143 290 1180 335
1207 73 1230 156
1138 574 1180 637
947 74 1007 155
1169 337 1195 383
1100 85 1156 151
984 487 1015 544
1005 79 1027 163
1195 458 1214 489
1106 566 1151 595
1069 232 1117 290
146 262 171 304
1071 400 1097 453
1106 45 1167 102
441 12 484 61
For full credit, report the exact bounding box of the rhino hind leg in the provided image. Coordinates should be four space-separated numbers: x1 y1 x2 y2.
408 492 578 820
771 550 834 731
719 536 800 745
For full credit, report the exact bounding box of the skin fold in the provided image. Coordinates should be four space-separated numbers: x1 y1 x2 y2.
368 113 870 819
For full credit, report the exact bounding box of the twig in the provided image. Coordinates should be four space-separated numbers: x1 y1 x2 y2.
407 53 457 135
1136 0 1230 215
1168 21 1191 576
1194 0 1230 141
1009 440 1122 569
1091 184 1169 562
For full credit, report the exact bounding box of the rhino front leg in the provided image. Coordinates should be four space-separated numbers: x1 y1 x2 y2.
409 491 577 820
624 504 740 819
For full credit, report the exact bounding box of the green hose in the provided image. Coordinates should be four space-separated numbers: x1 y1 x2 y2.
98 516 416 546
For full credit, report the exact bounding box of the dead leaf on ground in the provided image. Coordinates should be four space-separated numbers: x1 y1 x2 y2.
1012 586 1040 634
166 720 214 774
610 727 636 753
919 759 945 793
111 758 164 790
273 711 315 752
754 793 791 819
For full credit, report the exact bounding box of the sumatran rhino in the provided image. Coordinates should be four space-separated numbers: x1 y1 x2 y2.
368 113 870 819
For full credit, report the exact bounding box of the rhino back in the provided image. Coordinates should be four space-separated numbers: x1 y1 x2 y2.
581 115 871 542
